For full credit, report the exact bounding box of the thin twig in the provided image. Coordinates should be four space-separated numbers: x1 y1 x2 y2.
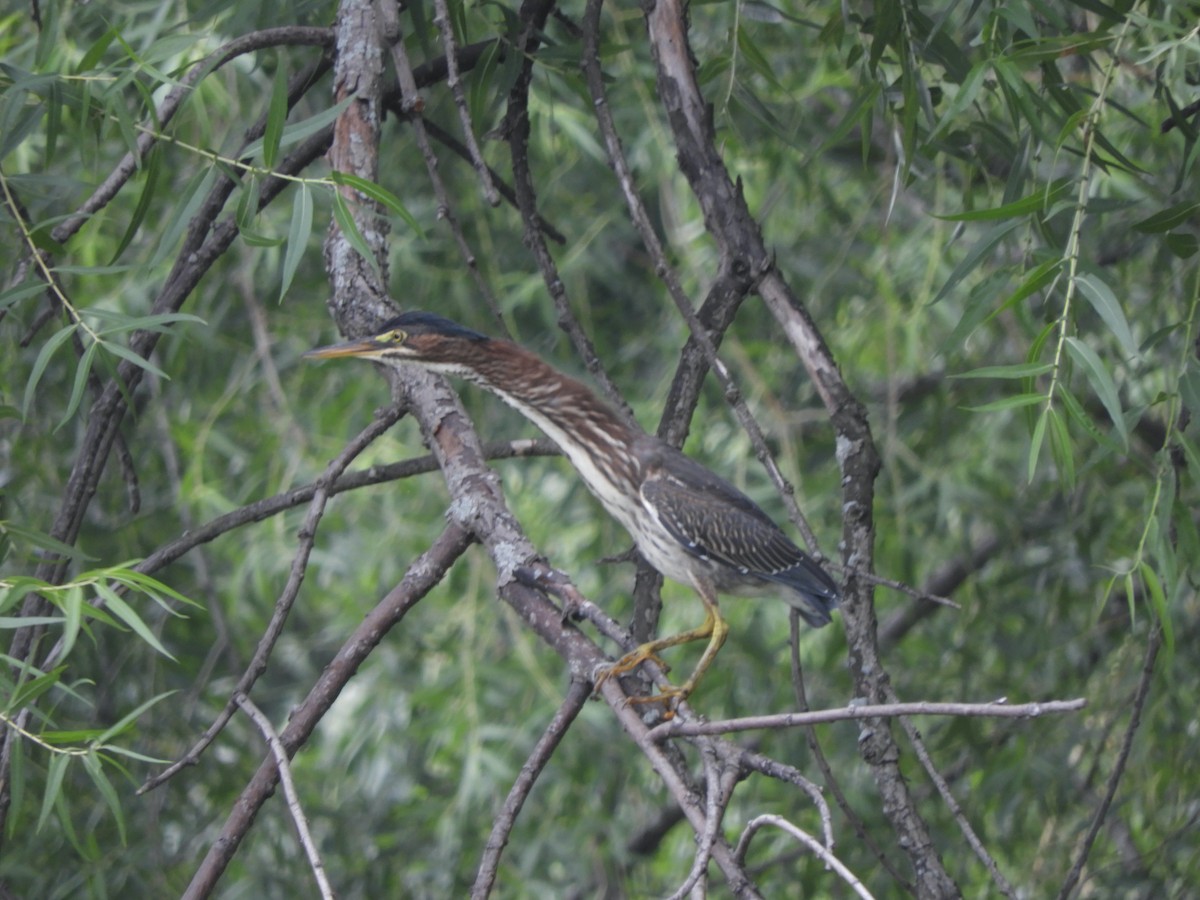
789 613 908 888
431 0 500 205
141 407 402 793
179 522 472 893
381 8 509 335
647 698 1088 742
1057 625 1162 900
234 693 336 900
471 679 591 899
133 438 556 580
885 683 1019 899
734 815 875 900
502 0 635 419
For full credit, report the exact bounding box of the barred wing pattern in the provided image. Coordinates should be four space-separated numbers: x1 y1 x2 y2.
641 448 839 628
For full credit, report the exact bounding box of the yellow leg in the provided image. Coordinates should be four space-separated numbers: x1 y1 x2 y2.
596 581 729 708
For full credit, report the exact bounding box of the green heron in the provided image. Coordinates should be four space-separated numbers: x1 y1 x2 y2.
306 311 839 706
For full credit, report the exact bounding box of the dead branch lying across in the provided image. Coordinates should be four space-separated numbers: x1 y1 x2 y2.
648 698 1089 742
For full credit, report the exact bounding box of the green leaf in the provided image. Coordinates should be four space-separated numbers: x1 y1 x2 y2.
933 219 1022 304
93 584 176 660
58 339 98 430
91 311 206 337
928 59 989 143
937 180 1073 222
37 753 69 835
1046 405 1075 491
1140 563 1173 657
964 392 1045 413
94 691 176 745
1165 233 1199 258
263 66 290 169
1074 273 1137 358
1064 336 1128 446
102 340 169 381
280 182 313 303
82 753 127 845
60 585 84 660
149 166 218 268
952 362 1055 380
22 323 78 420
241 94 356 159
330 171 422 233
0 522 92 562
1133 200 1200 233
331 191 383 282
1027 405 1048 482
8 665 67 709
109 144 163 264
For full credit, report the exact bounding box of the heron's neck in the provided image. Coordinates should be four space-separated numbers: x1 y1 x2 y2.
456 340 645 502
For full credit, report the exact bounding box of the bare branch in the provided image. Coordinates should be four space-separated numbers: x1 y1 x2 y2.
471 679 591 899
646 698 1088 742
234 694 336 900
735 815 875 900
140 406 403 793
180 522 473 896
1057 625 1162 900
431 0 500 205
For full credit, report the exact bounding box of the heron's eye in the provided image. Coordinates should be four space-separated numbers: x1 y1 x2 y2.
381 329 407 344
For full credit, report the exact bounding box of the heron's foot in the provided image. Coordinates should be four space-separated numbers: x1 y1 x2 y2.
592 643 672 693
625 683 690 711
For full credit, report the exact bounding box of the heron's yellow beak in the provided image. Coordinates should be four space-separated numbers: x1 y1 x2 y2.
303 338 387 360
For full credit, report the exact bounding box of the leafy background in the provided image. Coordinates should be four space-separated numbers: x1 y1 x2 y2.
1 0 1197 896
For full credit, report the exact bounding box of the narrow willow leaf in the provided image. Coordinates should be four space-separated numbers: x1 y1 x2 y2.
109 145 163 264
1075 273 1137 358
76 27 117 72
928 60 988 144
0 279 48 310
60 584 84 660
1165 233 1199 258
9 665 66 708
108 567 199 608
964 392 1045 412
149 166 217 268
95 691 176 744
1133 200 1200 233
1140 563 1173 657
331 191 383 281
1064 336 1128 446
280 182 313 303
22 324 78 420
951 361 1055 379
933 219 1022 304
331 171 422 232
37 753 70 834
236 174 262 233
1027 406 1048 482
93 311 206 337
241 95 355 159
8 735 23 839
0 522 92 562
1046 406 1075 490
58 339 98 430
984 258 1064 327
937 179 1073 222
0 616 66 628
94 584 175 660
1057 384 1125 455
103 340 169 380
262 66 290 169
82 753 127 845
